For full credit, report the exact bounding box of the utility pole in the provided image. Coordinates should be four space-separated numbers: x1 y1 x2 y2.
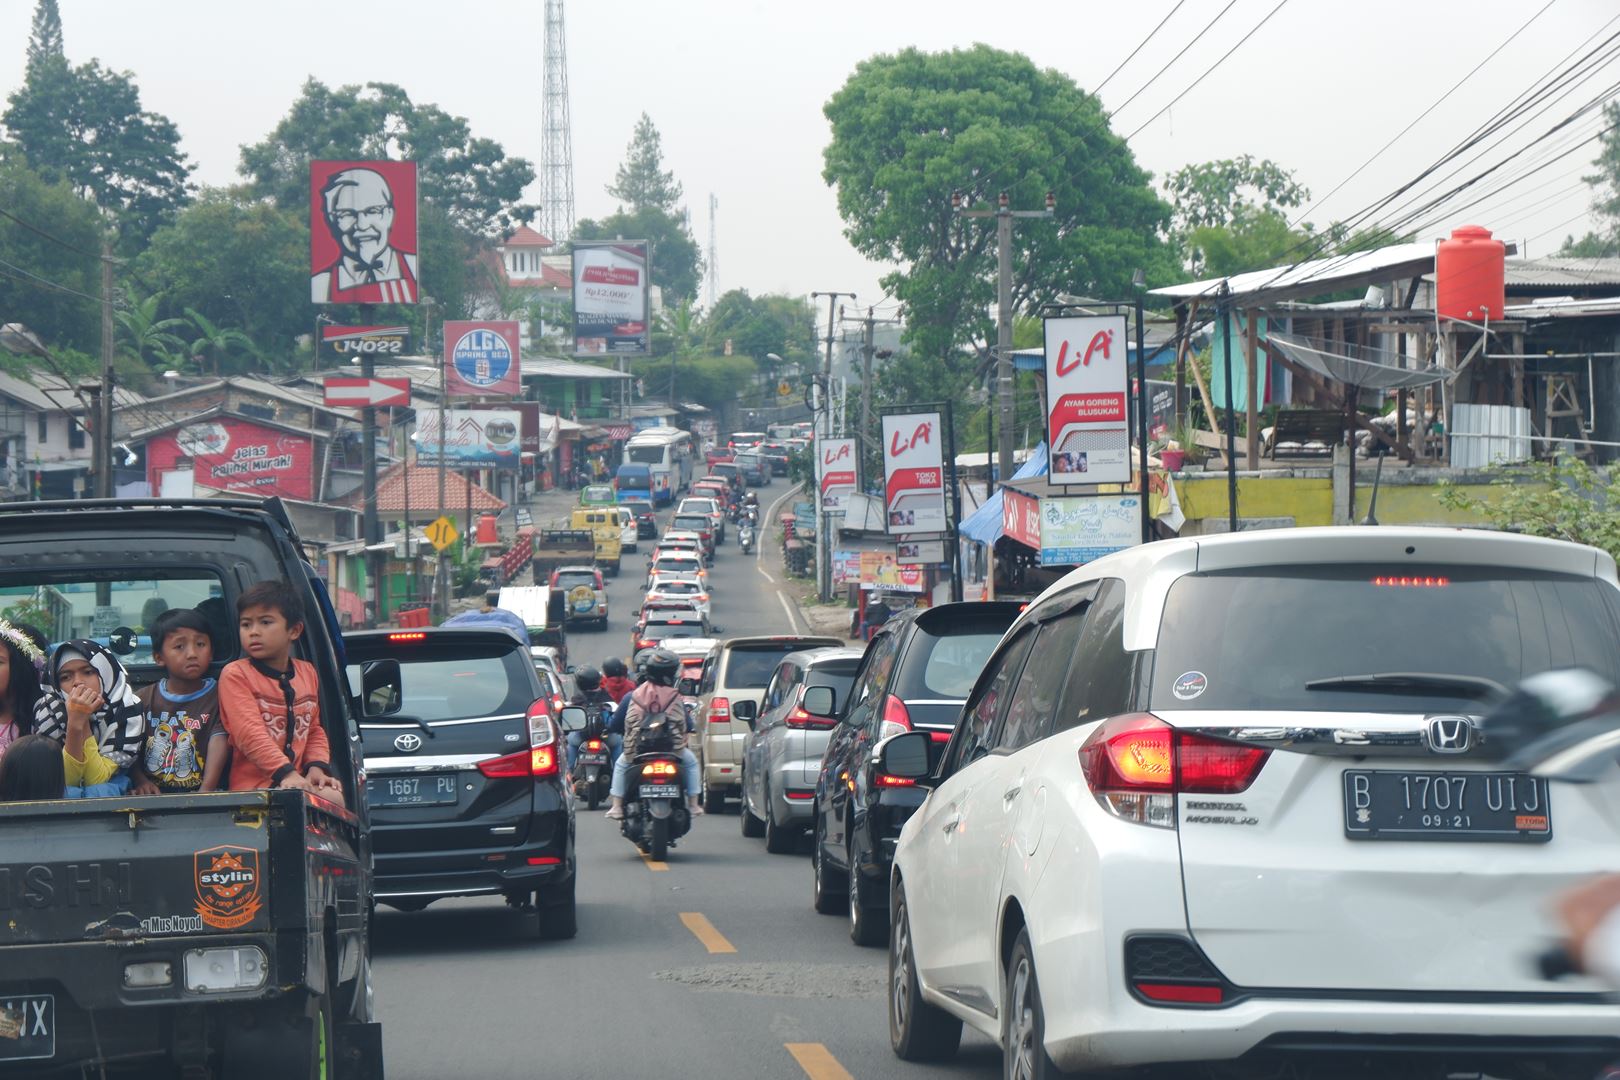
96 233 115 499
953 191 1054 482
859 310 876 452
360 304 381 626
810 290 856 604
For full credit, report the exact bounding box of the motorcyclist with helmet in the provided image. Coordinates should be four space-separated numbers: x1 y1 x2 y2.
603 648 702 821
565 666 617 772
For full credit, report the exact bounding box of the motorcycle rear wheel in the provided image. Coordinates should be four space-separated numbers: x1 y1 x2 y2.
651 816 670 862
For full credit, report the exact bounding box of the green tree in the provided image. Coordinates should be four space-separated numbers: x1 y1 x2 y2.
1559 101 1620 257
0 158 101 351
239 79 535 237
1167 155 1308 242
135 188 308 365
1187 208 1312 278
1439 454 1620 564
606 113 683 215
822 44 1177 382
115 293 186 371
571 206 703 305
183 307 257 377
2 0 191 245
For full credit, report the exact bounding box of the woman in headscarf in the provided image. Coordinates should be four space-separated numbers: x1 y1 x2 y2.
32 640 146 798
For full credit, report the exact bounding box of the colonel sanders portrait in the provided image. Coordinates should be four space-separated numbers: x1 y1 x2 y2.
311 167 419 304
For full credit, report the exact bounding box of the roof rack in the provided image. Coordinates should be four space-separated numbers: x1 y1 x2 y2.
0 496 296 534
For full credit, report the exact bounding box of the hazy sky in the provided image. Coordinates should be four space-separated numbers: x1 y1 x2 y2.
1 0 1612 311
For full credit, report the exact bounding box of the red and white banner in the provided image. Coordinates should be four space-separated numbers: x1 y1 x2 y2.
1044 314 1130 484
310 160 418 305
1002 487 1042 549
881 411 946 536
816 436 857 515
322 377 411 408
147 418 315 502
443 321 522 399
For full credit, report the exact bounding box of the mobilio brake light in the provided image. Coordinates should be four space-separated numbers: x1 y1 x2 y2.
1079 714 1268 829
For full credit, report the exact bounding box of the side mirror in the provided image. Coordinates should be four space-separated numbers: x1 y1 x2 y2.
558 706 589 733
360 659 403 717
876 730 932 783
678 678 700 697
1480 668 1620 781
801 685 838 718
731 699 759 727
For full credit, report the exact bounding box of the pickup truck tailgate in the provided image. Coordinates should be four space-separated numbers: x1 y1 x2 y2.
0 792 276 946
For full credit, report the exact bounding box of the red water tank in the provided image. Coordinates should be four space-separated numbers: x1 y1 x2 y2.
1435 225 1506 323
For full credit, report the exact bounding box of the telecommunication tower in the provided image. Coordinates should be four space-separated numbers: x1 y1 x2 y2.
706 193 719 308
541 0 576 244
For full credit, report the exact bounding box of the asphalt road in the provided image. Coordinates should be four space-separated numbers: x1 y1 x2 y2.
372 483 1001 1079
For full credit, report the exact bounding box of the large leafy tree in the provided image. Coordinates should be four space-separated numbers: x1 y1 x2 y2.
0 158 102 352
1 0 191 245
572 206 703 305
823 45 1177 382
239 79 535 237
135 189 307 369
606 113 683 215
1559 101 1620 257
1167 155 1312 275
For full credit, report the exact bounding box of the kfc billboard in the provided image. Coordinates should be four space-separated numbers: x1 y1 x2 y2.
443 321 522 398
146 418 315 502
816 436 857 515
1044 314 1131 485
881 411 946 536
572 241 650 356
310 161 418 305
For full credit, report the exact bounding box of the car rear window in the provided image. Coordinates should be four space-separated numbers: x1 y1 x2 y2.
1151 565 1620 713
888 612 1018 701
646 621 706 641
554 571 596 590
674 515 710 532
655 580 700 594
348 640 535 722
656 556 701 571
806 660 860 702
724 644 820 688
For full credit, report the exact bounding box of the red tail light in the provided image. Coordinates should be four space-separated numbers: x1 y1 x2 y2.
709 696 731 725
878 695 912 740
387 632 426 643
1079 714 1269 828
478 744 559 779
1134 982 1224 1005
585 739 604 751
642 760 679 778
874 772 916 788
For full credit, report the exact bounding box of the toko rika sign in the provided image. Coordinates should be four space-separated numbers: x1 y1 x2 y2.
881 412 946 536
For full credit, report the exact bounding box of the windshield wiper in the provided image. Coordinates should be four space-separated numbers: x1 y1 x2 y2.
1304 672 1507 700
363 714 436 739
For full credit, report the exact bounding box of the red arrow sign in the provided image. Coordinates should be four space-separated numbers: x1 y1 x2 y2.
323 377 412 408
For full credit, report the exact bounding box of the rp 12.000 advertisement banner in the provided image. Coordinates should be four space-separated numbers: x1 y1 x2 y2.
443 321 522 398
310 160 418 304
881 412 946 536
1044 314 1130 485
572 241 650 357
816 437 857 515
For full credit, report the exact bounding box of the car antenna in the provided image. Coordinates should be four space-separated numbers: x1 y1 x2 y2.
1360 453 1383 526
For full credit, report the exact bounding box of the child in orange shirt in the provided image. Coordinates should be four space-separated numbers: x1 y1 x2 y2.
218 581 343 801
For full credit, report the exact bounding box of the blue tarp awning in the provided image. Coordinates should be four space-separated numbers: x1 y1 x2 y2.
958 443 1048 546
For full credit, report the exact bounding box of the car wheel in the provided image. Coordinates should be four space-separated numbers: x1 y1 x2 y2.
763 782 797 854
1004 929 1059 1080
701 773 726 814
848 837 889 947
889 879 962 1062
537 875 577 940
739 775 766 838
811 816 844 915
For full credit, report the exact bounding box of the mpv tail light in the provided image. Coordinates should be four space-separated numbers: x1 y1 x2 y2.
1079 713 1268 829
709 697 731 726
877 695 912 741
474 698 562 779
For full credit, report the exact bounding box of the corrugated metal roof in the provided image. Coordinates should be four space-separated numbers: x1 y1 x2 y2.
1505 296 1620 319
1151 241 1437 304
525 357 633 380
1503 257 1620 289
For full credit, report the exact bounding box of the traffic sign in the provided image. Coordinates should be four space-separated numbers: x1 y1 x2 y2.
323 376 412 408
425 515 460 552
777 380 792 397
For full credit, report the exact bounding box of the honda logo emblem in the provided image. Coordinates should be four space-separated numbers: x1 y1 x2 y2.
1426 716 1474 754
393 732 424 753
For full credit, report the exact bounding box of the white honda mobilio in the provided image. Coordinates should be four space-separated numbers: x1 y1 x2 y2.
883 526 1620 1078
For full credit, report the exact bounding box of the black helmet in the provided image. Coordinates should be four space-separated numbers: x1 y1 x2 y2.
643 648 680 687
602 656 628 679
574 666 601 692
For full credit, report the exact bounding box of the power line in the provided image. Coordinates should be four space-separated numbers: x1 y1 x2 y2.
1125 0 1292 140
1093 0 1188 96
0 205 105 261
1528 206 1598 243
0 255 104 303
1110 0 1240 116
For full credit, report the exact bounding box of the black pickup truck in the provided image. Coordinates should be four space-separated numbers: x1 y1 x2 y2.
0 499 386 1079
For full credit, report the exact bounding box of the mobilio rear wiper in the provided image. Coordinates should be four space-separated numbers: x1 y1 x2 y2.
1304 672 1507 701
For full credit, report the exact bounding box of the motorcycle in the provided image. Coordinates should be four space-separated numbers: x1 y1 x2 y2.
617 704 692 860
568 703 615 810
738 524 756 554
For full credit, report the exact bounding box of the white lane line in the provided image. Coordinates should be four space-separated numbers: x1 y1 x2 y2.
758 483 806 632
777 591 804 634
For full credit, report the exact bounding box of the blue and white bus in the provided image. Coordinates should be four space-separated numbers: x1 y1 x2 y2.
624 428 694 506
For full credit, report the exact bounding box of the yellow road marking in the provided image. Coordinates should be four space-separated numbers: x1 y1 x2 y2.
785 1043 854 1080
679 911 736 954
639 852 668 872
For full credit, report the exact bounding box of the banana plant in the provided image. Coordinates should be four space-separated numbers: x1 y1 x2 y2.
116 295 187 372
